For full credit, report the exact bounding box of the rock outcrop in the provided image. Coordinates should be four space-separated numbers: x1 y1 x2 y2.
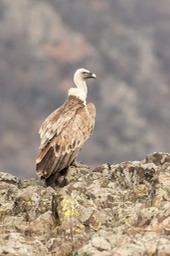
1 152 170 255
1 0 170 177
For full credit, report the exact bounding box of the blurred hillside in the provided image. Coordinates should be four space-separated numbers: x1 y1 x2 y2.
0 0 170 178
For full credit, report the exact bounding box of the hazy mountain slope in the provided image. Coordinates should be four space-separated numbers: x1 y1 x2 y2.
0 0 170 178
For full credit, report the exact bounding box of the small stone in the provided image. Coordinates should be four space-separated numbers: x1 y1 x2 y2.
91 236 111 251
0 171 21 184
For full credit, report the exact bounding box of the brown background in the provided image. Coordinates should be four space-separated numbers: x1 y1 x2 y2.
0 0 170 178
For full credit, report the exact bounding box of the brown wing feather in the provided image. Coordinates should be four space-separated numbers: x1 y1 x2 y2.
39 96 83 149
36 97 96 179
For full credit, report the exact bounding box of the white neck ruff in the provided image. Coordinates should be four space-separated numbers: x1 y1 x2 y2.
68 79 87 104
68 88 87 104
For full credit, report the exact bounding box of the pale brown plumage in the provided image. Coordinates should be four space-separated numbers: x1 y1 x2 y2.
36 68 96 180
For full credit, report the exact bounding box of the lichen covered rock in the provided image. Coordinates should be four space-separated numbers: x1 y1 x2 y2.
0 152 170 255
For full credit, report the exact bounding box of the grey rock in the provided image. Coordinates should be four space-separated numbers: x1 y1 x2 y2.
0 171 21 184
91 236 111 251
0 152 170 255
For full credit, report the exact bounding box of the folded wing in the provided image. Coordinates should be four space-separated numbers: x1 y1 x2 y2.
36 96 96 179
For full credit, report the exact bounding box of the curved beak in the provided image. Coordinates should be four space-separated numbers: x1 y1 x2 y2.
91 73 96 79
88 72 96 79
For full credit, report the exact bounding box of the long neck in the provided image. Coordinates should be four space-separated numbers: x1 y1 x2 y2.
68 79 88 104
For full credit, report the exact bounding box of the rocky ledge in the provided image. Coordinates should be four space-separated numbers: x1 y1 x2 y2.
0 152 170 256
